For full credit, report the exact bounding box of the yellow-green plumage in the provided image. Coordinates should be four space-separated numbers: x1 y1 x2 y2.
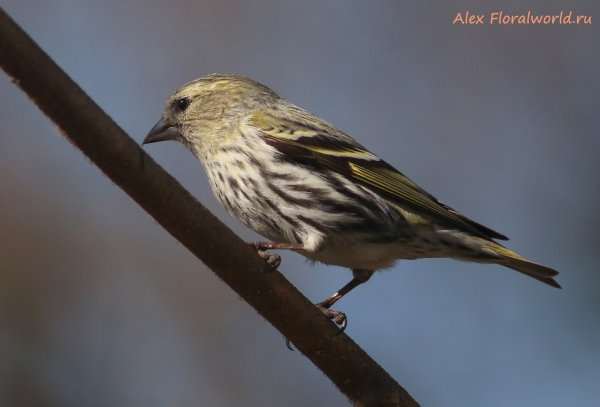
144 74 560 299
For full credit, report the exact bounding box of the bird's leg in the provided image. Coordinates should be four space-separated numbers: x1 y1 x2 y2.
316 269 375 334
249 241 304 269
284 269 375 349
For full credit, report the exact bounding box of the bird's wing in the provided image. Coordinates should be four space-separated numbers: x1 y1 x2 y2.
248 111 508 241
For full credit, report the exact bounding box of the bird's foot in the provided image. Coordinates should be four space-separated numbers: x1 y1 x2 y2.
249 242 281 269
249 241 305 269
282 304 347 350
316 303 347 335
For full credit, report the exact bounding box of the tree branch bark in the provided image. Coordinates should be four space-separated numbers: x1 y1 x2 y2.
0 7 420 407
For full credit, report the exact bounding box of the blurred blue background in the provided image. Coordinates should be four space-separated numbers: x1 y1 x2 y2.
0 1 598 406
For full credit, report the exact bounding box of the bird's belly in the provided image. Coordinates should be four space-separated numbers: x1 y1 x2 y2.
301 236 451 271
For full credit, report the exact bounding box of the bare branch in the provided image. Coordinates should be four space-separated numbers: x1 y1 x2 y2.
0 7 419 407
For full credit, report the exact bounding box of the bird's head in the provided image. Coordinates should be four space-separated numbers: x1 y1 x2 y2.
143 73 280 157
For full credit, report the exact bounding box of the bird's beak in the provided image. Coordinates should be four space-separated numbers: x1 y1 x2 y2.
142 117 180 145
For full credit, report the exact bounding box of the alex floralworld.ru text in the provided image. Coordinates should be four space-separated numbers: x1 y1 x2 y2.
454 11 591 25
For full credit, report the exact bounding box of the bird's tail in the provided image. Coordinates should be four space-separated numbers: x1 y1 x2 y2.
485 241 561 289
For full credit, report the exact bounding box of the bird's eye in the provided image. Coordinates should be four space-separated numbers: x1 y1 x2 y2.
175 98 190 112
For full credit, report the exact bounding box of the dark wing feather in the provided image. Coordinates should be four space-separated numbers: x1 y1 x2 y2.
249 111 508 241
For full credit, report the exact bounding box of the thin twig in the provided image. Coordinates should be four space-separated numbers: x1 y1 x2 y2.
0 7 419 407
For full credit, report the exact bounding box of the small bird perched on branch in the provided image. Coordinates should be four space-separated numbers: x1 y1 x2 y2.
143 74 560 332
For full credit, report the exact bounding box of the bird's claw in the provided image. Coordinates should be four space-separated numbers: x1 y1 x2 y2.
249 242 281 269
282 306 347 350
258 250 281 269
317 304 347 335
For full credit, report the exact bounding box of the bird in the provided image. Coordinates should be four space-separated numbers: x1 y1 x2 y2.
143 73 560 332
